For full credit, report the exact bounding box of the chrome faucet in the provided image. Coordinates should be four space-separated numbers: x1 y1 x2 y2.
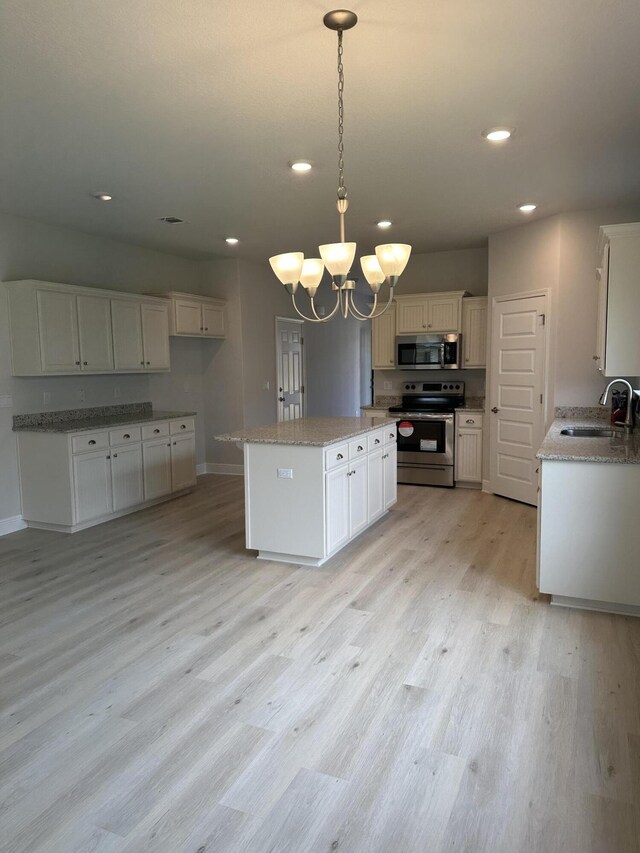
599 378 637 432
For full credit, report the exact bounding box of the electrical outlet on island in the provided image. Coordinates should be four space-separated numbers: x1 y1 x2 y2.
78 387 85 403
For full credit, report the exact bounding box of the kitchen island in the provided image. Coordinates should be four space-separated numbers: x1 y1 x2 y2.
537 417 640 615
216 416 398 566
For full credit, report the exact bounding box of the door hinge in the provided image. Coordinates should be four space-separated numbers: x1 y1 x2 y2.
301 385 305 394
301 336 304 345
539 313 546 326
540 394 543 404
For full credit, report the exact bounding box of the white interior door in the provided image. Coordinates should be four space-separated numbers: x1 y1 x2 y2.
489 294 547 506
276 318 305 422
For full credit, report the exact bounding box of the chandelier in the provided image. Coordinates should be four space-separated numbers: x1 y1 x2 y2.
268 10 412 323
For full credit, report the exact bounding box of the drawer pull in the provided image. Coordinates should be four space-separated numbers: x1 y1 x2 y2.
123 433 130 439
180 424 186 430
337 453 344 460
88 439 96 445
374 438 380 444
357 445 363 452
153 428 160 434
466 419 475 425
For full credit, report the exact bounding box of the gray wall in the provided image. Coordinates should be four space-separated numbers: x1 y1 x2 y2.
398 247 488 296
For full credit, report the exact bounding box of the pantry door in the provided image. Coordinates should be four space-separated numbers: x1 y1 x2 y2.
489 294 547 506
276 318 305 422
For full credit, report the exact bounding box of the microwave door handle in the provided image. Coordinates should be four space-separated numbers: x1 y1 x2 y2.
439 343 446 368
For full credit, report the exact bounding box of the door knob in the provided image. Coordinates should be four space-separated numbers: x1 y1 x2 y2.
491 407 499 413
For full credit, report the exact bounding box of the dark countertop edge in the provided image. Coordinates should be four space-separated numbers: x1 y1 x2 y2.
536 418 640 464
13 411 198 434
216 417 399 448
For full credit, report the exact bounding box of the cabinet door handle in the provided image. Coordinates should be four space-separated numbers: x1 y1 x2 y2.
491 407 499 414
153 428 160 434
106 454 111 459
592 355 600 361
123 433 130 439
75 360 80 365
140 361 145 366
173 441 176 445
83 361 88 366
88 439 96 445
146 361 151 365
205 327 208 331
113 453 118 458
167 443 171 447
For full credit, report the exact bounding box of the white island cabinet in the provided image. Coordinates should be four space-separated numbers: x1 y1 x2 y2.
217 417 398 566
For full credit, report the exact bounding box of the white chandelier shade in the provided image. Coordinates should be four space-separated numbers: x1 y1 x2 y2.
375 243 412 279
300 258 325 292
360 254 386 286
269 252 304 287
319 242 357 278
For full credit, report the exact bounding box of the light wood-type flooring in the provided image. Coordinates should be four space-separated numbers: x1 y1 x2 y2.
1 474 639 852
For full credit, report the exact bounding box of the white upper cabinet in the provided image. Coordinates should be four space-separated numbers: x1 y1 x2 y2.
597 223 640 376
141 302 170 370
395 291 467 334
7 280 171 376
111 298 145 370
36 289 80 372
77 294 114 371
372 303 396 369
150 291 226 338
462 296 488 368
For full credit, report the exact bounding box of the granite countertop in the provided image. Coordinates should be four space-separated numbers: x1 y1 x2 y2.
216 416 399 447
537 418 640 463
13 407 196 434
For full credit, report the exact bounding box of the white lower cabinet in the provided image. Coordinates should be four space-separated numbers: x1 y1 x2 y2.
348 455 369 538
143 437 173 500
73 450 114 524
111 444 144 511
368 447 385 522
454 412 483 485
170 433 198 491
383 443 397 509
17 417 197 532
326 465 351 555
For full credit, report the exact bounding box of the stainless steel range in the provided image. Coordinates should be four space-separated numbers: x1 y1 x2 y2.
388 381 464 487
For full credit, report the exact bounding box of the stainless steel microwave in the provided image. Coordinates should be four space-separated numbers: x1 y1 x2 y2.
396 333 462 370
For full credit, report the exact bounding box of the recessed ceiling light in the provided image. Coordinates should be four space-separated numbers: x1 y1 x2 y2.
518 203 537 214
225 237 239 245
92 192 112 201
377 220 392 229
290 160 313 172
482 127 514 142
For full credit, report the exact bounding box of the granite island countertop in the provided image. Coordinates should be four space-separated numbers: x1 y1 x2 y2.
216 416 399 447
537 418 640 463
13 402 196 434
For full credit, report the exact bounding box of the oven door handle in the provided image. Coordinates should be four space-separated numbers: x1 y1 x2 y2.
399 413 454 422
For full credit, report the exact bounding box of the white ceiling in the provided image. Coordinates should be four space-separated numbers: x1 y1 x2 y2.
1 0 639 262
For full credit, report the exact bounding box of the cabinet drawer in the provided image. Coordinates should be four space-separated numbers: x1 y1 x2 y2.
109 426 142 446
367 429 385 452
458 413 483 429
142 421 169 440
325 442 349 471
72 431 109 454
383 424 397 445
170 418 195 435
349 437 368 460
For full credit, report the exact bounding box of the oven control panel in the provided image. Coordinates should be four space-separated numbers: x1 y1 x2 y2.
403 382 464 394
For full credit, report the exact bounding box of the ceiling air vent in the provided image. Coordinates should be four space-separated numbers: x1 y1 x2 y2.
158 216 184 225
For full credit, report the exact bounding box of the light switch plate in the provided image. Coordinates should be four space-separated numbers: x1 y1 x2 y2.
0 394 12 408
277 468 293 479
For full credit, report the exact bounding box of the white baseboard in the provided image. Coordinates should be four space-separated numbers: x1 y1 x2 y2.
482 479 492 494
0 515 27 536
198 463 244 476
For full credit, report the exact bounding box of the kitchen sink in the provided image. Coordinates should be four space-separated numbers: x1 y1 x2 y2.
560 426 616 437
